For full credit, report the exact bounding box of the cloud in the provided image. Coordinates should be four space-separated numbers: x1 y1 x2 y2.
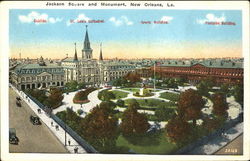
67 14 91 26
48 17 63 23
109 16 133 26
197 13 226 25
18 11 62 25
160 16 173 22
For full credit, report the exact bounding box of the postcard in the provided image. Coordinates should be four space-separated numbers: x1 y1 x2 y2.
0 1 249 161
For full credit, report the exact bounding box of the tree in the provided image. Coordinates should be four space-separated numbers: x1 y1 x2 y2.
65 80 78 91
212 93 229 118
176 77 187 86
167 78 178 89
98 90 115 101
112 78 122 87
155 103 175 121
99 101 117 113
197 81 210 97
166 116 191 144
116 99 125 107
124 72 141 83
81 103 119 152
203 116 222 133
156 82 162 87
204 76 215 89
220 83 230 96
178 89 205 126
104 91 115 101
232 84 243 106
120 102 150 136
78 82 86 89
126 99 139 108
45 88 64 109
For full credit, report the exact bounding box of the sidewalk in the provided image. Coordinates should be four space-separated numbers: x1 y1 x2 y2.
186 122 243 155
10 84 87 154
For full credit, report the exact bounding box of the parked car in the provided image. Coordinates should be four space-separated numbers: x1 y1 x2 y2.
30 115 41 125
16 100 21 107
9 128 19 145
16 97 21 101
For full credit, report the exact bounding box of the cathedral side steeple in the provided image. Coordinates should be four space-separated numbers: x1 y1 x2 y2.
74 43 78 61
99 43 103 61
82 25 93 60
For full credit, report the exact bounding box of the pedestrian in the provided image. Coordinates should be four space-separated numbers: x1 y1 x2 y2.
74 146 78 153
51 121 53 127
55 125 59 131
68 139 71 146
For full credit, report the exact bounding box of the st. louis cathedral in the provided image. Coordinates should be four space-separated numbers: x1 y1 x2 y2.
61 25 135 86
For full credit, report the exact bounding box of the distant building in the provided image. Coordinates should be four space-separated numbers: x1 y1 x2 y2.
152 59 243 84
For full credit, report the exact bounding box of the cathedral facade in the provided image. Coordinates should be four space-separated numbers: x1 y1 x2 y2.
61 26 135 86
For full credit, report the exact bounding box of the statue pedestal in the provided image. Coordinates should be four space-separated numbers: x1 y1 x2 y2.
139 88 144 96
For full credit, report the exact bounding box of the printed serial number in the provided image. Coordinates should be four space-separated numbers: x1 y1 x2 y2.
225 148 238 153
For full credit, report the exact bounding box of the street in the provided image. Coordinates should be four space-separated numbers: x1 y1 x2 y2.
9 87 68 153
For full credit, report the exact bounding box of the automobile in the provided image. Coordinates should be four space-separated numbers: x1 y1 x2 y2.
9 128 19 145
16 97 21 101
30 115 41 125
16 100 21 107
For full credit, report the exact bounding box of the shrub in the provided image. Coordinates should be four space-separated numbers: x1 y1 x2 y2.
98 90 115 101
117 99 125 107
77 109 84 115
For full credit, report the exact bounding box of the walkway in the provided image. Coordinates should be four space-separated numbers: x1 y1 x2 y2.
10 84 87 154
53 88 106 115
186 122 243 155
112 88 175 102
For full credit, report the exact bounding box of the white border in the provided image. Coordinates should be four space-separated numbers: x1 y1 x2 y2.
0 1 249 161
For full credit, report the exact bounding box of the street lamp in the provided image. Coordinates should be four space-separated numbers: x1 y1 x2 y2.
65 123 67 146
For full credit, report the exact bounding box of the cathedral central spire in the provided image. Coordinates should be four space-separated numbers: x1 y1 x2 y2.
84 25 91 50
82 25 93 60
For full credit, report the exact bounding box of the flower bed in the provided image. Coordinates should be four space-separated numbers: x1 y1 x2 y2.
73 99 90 104
133 93 154 97
73 87 96 104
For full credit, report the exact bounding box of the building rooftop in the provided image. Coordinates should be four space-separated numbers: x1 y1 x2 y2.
161 59 243 69
13 63 63 75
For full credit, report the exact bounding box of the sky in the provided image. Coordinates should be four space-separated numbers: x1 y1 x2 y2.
9 9 242 59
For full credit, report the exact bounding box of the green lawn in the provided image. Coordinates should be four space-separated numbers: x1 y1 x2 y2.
121 88 140 93
125 99 175 109
147 88 161 92
114 111 158 121
160 92 180 102
111 90 128 99
116 131 178 154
